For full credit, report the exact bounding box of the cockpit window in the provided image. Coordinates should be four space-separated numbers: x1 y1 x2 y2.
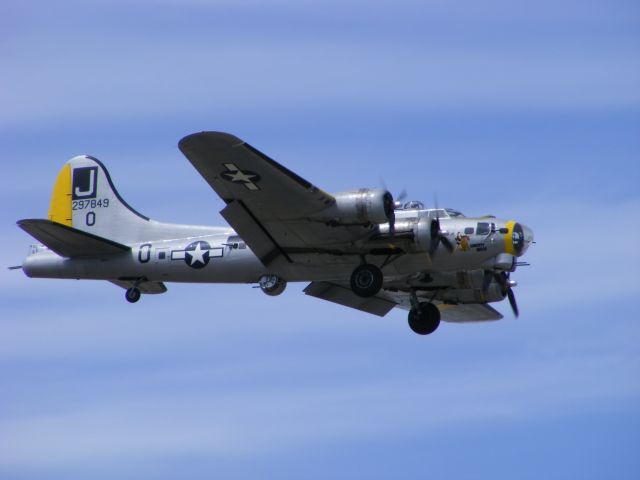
476 222 491 235
402 201 424 210
445 208 465 218
426 209 448 219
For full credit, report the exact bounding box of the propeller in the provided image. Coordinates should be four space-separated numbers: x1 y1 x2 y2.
379 177 407 206
486 271 519 318
506 286 519 318
379 178 407 236
395 187 408 204
428 197 454 255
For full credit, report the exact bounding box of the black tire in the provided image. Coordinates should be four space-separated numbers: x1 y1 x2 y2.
350 264 383 298
125 287 141 303
408 303 441 335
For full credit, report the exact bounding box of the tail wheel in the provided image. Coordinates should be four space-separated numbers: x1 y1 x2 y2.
408 302 441 335
125 287 141 303
350 264 383 298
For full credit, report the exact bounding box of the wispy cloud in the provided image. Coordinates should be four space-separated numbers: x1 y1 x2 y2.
1 343 636 469
3 1 639 129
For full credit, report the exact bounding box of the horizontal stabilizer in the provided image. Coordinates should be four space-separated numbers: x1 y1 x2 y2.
304 281 397 317
17 219 130 258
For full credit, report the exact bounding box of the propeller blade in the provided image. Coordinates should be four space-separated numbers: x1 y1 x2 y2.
378 177 406 204
440 234 455 253
507 287 519 318
428 218 439 255
427 196 454 255
428 216 455 255
491 271 519 318
493 271 507 293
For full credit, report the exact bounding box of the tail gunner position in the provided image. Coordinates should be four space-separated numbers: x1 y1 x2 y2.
14 132 534 335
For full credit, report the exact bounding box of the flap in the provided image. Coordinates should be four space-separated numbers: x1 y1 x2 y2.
438 303 504 323
304 281 397 317
110 279 168 294
220 200 292 268
17 219 130 258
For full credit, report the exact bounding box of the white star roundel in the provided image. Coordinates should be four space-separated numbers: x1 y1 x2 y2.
184 241 211 269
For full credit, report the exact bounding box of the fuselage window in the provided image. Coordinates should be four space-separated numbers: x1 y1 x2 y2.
464 227 474 235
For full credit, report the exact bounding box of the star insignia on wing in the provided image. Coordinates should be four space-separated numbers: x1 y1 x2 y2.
220 163 261 191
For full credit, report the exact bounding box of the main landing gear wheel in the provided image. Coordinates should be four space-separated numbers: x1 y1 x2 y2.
350 264 383 298
408 302 441 335
125 287 141 303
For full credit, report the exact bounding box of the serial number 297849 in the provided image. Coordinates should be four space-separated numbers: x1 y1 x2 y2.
72 198 110 210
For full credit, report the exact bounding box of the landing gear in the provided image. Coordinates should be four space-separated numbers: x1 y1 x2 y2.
125 287 141 303
408 302 441 335
350 264 383 298
259 274 287 296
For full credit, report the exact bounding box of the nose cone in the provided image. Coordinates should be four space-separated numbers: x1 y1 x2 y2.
504 221 533 256
522 224 534 244
521 223 534 254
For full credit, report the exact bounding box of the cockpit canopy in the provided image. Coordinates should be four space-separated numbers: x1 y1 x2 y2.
395 201 465 218
395 200 424 210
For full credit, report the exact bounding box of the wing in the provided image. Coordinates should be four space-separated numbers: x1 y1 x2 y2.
384 288 504 322
374 286 504 322
179 132 369 268
303 281 503 323
179 132 334 217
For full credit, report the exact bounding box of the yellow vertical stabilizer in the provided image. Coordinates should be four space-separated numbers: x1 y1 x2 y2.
48 164 72 226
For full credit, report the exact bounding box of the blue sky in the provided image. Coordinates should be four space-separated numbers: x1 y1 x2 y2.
1 0 639 478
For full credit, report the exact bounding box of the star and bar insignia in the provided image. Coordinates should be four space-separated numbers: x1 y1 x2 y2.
171 241 223 269
220 163 261 191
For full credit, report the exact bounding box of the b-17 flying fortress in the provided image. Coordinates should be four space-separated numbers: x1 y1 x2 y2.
15 132 534 335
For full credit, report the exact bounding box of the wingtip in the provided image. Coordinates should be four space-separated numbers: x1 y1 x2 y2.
178 131 245 153
16 218 42 231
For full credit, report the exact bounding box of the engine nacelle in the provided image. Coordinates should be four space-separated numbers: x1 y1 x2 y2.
259 274 287 296
481 253 516 272
413 216 434 253
317 188 394 226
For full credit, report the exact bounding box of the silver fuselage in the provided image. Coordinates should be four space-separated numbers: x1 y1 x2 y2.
22 208 533 288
